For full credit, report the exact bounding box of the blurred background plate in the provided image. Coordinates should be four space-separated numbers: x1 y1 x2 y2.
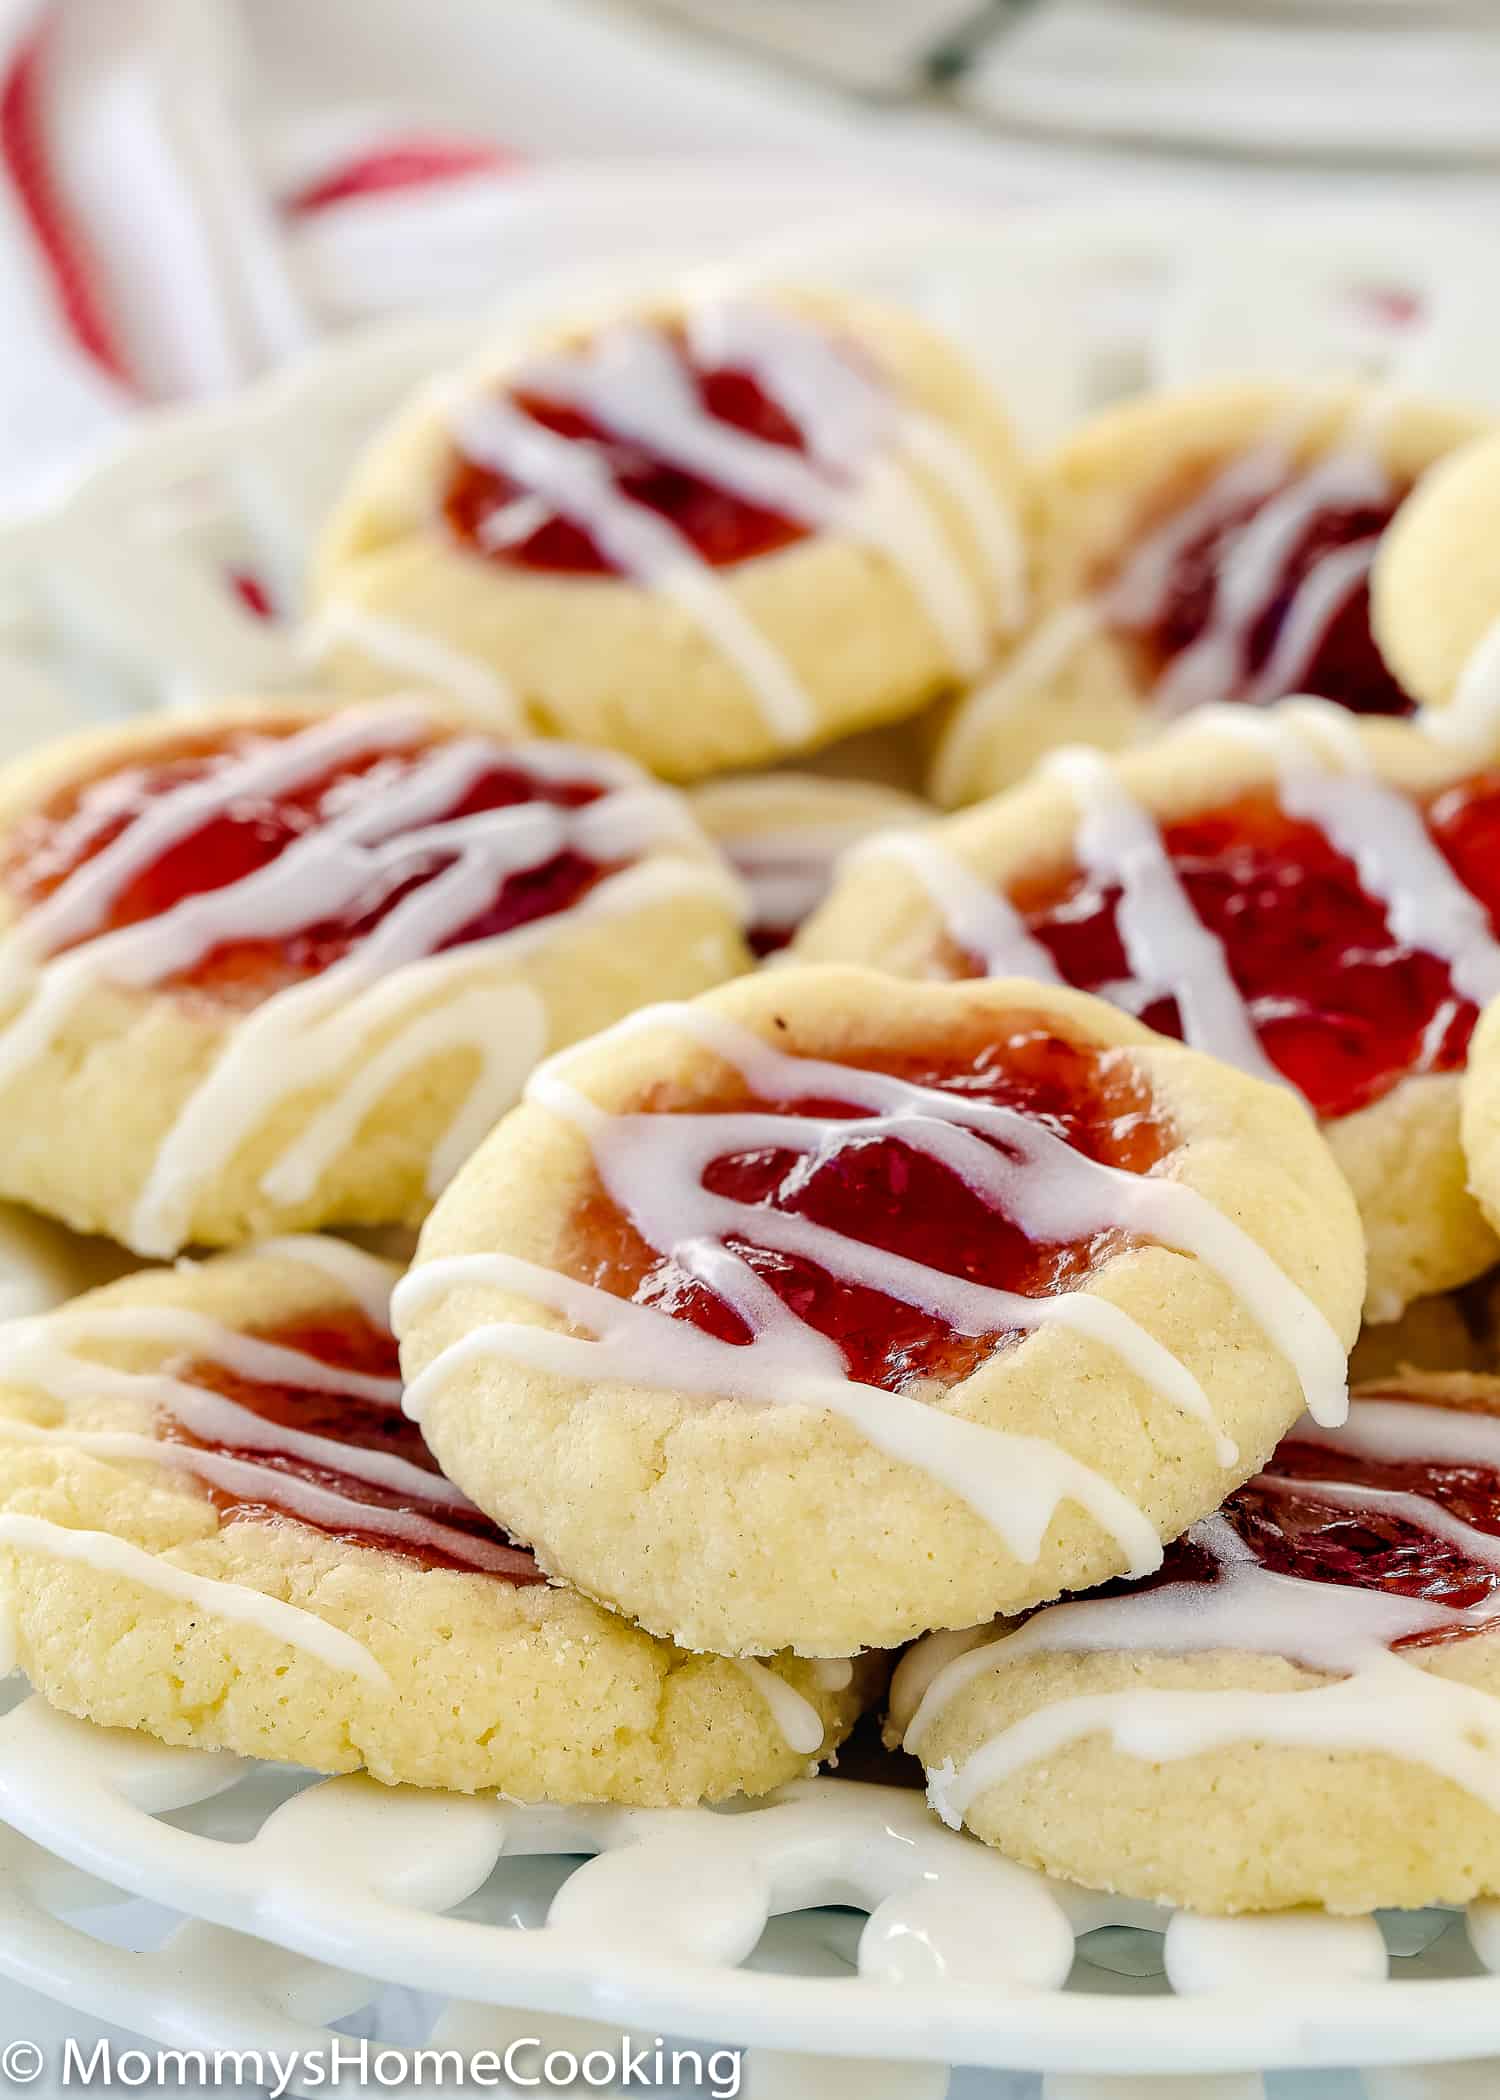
954 3 1500 160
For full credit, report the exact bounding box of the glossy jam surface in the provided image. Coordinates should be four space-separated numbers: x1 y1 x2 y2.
567 1022 1170 1394
952 777 1500 1124
444 335 817 575
171 1308 541 1579
1114 472 1412 718
1143 1396 1500 1649
3 726 617 1002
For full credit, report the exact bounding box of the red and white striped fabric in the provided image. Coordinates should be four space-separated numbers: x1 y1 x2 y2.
0 0 522 507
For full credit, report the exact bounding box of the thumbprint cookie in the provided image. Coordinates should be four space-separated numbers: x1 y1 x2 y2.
0 697 748 1255
396 967 1362 1658
799 699 1500 1321
689 773 929 956
311 290 1030 781
932 379 1488 807
892 1374 1500 1914
0 1239 874 1797
1372 427 1500 744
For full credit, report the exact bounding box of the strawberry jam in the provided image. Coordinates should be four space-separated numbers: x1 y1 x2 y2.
1113 471 1412 717
2 724 619 1004
947 776 1500 1124
567 1020 1170 1394
168 1306 541 1580
1143 1394 1500 1649
444 335 815 575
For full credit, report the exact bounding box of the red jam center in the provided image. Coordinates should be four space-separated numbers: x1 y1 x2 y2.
568 1022 1170 1394
444 339 815 575
3 726 618 1004
1114 471 1412 717
948 775 1500 1124
1148 1393 1500 1649
169 1307 541 1580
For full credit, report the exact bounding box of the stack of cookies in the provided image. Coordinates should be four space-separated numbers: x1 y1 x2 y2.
5 277 1500 1920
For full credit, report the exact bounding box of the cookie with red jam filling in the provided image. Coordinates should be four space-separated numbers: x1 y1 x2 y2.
893 1371 1500 1913
0 1239 874 1796
0 696 747 1255
396 966 1361 1657
800 699 1500 1321
932 379 1488 807
311 289 1030 781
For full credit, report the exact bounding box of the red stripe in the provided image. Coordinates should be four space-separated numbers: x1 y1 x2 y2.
0 20 133 385
285 137 520 217
229 569 276 620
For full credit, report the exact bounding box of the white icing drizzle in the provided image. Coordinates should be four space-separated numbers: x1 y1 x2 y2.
0 705 717 1256
853 830 1063 982
0 1592 16 1681
1107 445 1293 630
0 1240 534 1635
933 426 1401 799
450 303 1021 739
689 298 1029 628
0 1514 389 1685
533 316 1001 672
247 1235 398 1328
1258 1468 1500 1572
901 1395 1500 1832
919 696 1500 1114
0 1306 404 1407
399 1254 1165 1578
395 996 1348 1570
1128 448 1391 720
1205 701 1500 1010
453 392 817 742
887 1625 995 1741
1045 746 1286 1088
300 605 523 730
0 1415 524 1575
15 709 433 966
733 1658 826 1757
684 301 889 482
1238 539 1376 709
896 411 1028 634
1295 1393 1500 1473
1284 778 1500 1011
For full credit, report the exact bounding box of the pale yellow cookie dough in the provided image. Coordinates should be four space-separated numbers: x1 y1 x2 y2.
400 967 1363 1658
892 1380 1500 1914
312 289 1032 782
0 697 750 1255
931 380 1489 807
0 1244 875 1798
1373 427 1500 716
797 707 1500 1322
